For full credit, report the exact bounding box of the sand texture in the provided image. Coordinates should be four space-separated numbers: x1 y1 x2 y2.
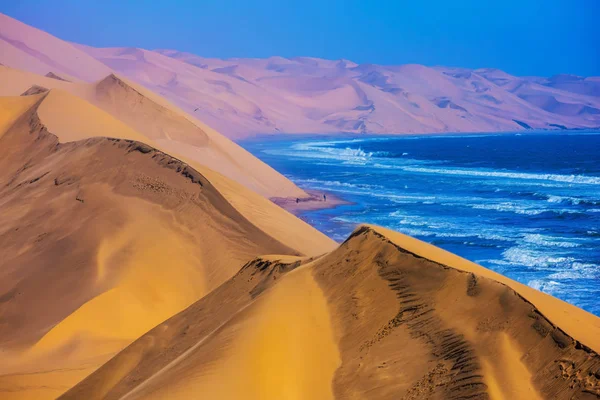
59 226 600 399
0 94 332 399
1 11 599 400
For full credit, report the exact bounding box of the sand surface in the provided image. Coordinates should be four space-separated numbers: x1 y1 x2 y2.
1 11 600 400
0 93 332 399
62 226 600 399
271 189 349 213
0 65 307 200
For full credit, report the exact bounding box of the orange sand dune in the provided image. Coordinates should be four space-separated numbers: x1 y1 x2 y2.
1 92 599 400
0 65 307 200
0 93 333 399
63 226 600 400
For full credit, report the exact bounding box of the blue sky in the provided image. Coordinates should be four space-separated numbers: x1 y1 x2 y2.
3 0 599 76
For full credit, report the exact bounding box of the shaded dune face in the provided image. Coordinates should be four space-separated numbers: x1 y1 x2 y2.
0 96 298 398
61 227 600 400
315 227 600 399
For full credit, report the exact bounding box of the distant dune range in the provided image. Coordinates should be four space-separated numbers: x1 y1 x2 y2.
2 13 599 139
1 12 600 400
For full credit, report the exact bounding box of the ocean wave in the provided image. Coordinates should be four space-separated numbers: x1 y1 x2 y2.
399 166 600 185
527 279 562 295
470 202 546 215
491 247 577 269
544 194 600 206
294 178 383 190
547 262 600 280
522 234 581 248
468 202 584 216
389 213 521 242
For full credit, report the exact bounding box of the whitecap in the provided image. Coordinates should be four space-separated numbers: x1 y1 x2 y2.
399 166 600 185
522 234 581 248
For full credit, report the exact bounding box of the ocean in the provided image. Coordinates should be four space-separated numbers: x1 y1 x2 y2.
241 132 600 316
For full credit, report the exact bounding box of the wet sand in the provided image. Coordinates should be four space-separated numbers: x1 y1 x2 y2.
271 190 349 213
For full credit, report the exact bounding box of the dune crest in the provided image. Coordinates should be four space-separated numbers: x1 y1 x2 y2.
61 226 600 399
1 11 600 400
0 65 308 200
0 93 332 399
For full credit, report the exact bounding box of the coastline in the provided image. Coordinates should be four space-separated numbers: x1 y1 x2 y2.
239 127 600 145
271 189 349 214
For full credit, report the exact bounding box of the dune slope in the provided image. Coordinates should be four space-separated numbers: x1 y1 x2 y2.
0 13 110 81
0 93 331 399
62 226 600 400
0 65 308 200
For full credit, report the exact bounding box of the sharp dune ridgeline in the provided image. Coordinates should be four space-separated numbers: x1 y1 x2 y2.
1 10 600 400
0 90 333 398
60 226 600 400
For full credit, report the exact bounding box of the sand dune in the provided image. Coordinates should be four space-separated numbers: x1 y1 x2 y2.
92 50 600 138
0 65 307 200
0 13 110 81
81 47 599 138
61 225 600 399
2 13 598 139
2 11 600 400
0 93 333 399
2 12 598 141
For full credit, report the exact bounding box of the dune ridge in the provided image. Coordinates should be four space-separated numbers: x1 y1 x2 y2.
1 11 600 400
0 92 333 399
0 65 308 200
60 225 600 399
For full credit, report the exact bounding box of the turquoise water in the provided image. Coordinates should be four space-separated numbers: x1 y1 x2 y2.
242 132 600 316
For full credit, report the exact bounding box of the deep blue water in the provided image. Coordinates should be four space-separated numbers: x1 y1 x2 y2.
241 132 600 316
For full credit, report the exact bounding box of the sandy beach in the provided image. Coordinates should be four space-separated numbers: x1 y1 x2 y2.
271 189 349 213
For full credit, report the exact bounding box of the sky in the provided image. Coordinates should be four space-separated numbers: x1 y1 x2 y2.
2 0 599 77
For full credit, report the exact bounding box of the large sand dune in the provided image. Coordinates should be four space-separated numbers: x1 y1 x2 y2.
0 13 110 81
0 78 598 400
0 65 307 200
1 11 600 400
72 46 599 139
61 226 600 399
2 12 598 139
0 93 333 399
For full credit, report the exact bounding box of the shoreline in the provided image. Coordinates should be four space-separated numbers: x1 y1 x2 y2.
239 127 600 144
271 189 350 214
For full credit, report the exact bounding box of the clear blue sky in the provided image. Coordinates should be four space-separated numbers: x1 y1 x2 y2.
3 0 599 76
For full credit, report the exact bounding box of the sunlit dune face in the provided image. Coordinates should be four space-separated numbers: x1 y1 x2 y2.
0 94 41 137
123 266 340 400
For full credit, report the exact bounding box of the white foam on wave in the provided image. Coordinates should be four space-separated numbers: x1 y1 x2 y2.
470 202 546 215
399 166 600 185
294 178 382 191
388 212 523 242
543 194 600 206
546 195 564 203
467 201 584 216
492 246 576 269
547 262 600 280
523 234 581 248
528 279 562 296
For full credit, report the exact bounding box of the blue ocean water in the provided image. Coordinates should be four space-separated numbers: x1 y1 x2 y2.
241 132 600 316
